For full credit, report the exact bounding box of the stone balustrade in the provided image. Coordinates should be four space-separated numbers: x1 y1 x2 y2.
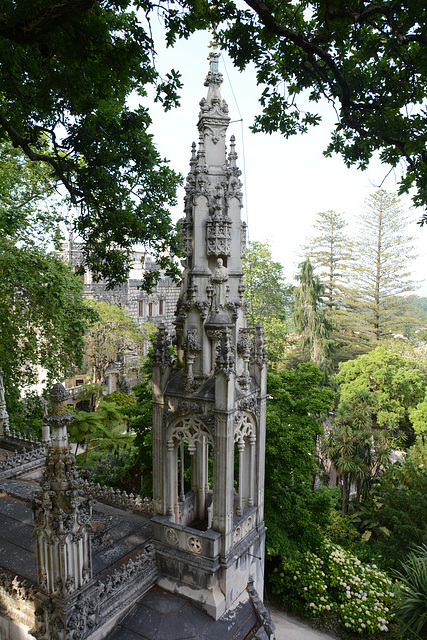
76 478 153 516
0 443 46 478
233 509 257 546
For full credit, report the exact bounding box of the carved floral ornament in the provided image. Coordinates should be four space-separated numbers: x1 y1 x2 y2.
168 416 213 454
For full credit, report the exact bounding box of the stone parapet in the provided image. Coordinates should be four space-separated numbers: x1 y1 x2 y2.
76 478 153 516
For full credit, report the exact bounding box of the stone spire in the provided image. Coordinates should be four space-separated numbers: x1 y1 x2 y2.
152 45 267 620
0 368 9 437
31 383 93 640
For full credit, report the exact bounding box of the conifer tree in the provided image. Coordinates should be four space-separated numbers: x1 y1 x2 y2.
303 210 351 312
351 190 418 343
303 210 362 364
293 258 333 370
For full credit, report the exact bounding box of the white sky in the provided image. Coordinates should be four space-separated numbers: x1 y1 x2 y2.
145 27 427 296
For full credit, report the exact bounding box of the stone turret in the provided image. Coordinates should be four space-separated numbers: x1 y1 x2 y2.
31 383 93 640
152 43 267 620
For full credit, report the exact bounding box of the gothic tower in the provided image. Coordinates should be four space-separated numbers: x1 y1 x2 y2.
151 44 268 619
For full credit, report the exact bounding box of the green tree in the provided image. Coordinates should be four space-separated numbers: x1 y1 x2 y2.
0 240 94 418
303 210 363 364
356 442 427 569
164 0 427 216
293 258 333 370
242 240 292 368
395 544 427 640
0 138 95 418
69 399 134 458
322 391 392 515
351 190 418 343
265 363 335 555
409 393 427 440
303 210 351 313
0 0 182 287
336 346 426 447
0 138 64 242
83 301 155 385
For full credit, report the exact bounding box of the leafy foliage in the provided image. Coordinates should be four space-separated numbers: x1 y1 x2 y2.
0 239 94 418
83 301 154 384
164 0 427 216
336 347 426 443
265 364 335 555
270 542 397 636
355 442 427 569
350 191 418 343
322 391 393 516
292 258 333 371
302 210 367 365
69 399 134 457
242 240 292 368
394 545 427 639
0 0 182 287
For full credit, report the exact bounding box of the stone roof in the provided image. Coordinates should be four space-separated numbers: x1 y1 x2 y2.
0 479 153 585
107 587 260 640
0 477 265 640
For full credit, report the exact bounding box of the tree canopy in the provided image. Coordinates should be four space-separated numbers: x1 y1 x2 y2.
336 346 426 443
0 138 94 415
164 0 427 217
4 0 427 291
265 363 335 554
0 0 182 287
242 240 291 368
83 300 155 385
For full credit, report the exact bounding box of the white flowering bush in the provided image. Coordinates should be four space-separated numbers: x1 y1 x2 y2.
270 541 398 637
271 550 333 617
324 542 397 635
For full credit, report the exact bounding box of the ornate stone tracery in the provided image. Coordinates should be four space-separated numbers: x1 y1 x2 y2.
151 40 267 621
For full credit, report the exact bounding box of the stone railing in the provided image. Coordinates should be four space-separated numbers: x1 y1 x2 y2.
0 443 46 478
152 515 221 559
59 545 157 640
233 509 257 546
76 478 153 517
7 429 41 446
0 570 35 602
97 545 155 603
0 570 36 632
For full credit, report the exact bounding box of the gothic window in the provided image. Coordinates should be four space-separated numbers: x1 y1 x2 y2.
148 302 153 317
167 417 213 526
159 299 164 315
138 299 144 316
234 413 256 517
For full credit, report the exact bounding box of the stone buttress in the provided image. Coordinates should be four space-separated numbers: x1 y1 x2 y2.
151 44 268 620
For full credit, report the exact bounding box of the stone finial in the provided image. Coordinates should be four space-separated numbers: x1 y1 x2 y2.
152 325 172 373
45 383 73 448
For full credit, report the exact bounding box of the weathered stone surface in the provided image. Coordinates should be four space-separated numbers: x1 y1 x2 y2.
151 42 267 620
108 588 260 640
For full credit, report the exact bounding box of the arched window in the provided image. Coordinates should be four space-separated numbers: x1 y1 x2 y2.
234 413 256 517
166 417 213 526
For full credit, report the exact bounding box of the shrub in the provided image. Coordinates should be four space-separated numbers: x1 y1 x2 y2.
270 541 398 637
394 545 427 639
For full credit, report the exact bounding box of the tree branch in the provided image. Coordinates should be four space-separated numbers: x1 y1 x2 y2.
0 0 96 44
0 111 78 202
